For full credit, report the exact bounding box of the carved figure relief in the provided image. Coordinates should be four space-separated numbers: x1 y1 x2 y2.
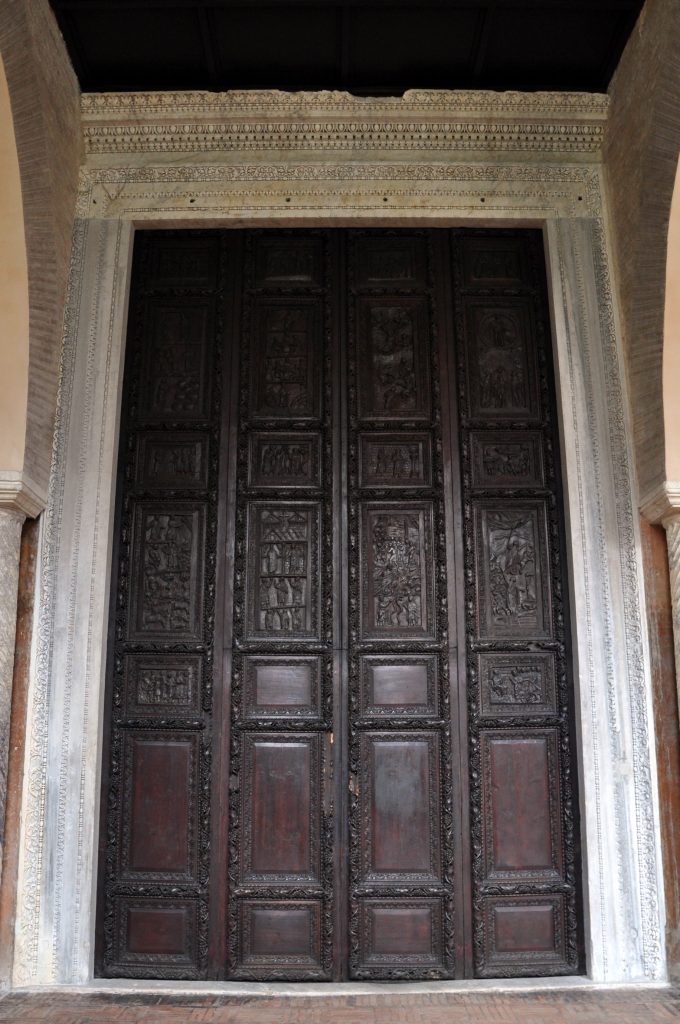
477 313 526 411
249 434 320 488
252 304 318 419
478 653 555 717
133 508 201 638
369 306 417 413
125 655 202 715
138 435 207 489
146 306 209 418
362 506 433 638
138 668 195 706
248 505 318 637
470 431 544 490
360 434 431 488
486 512 538 627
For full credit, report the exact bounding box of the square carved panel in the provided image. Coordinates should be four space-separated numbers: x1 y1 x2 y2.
358 432 432 489
469 430 544 490
248 432 321 489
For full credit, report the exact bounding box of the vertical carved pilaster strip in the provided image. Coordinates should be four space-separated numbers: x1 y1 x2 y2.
0 508 25 887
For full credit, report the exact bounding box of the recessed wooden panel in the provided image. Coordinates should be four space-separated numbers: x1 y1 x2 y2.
245 502 321 641
354 899 445 975
359 432 432 488
478 652 556 717
114 899 198 971
255 237 323 288
236 901 324 974
140 299 213 422
147 238 219 290
135 433 209 490
469 430 544 489
124 654 202 717
249 299 321 421
243 655 321 719
356 297 431 421
481 731 561 879
462 239 527 288
360 503 436 640
474 502 551 640
248 432 321 489
462 299 540 421
242 734 320 883
128 503 205 641
480 897 568 976
360 733 440 883
122 733 198 880
360 655 438 717
354 236 427 289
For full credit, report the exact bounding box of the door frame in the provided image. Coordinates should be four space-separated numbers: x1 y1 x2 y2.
10 89 666 988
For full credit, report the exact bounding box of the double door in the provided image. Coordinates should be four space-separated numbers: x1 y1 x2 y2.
97 229 581 981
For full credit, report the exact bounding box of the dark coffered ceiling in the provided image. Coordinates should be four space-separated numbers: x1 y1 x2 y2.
49 0 644 96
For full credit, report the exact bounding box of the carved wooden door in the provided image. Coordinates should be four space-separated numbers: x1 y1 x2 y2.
97 229 581 982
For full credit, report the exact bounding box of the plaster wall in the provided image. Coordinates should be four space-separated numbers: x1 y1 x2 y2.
0 56 29 474
8 90 666 989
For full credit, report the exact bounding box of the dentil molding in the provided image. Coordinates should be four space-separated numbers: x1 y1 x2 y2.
81 88 608 159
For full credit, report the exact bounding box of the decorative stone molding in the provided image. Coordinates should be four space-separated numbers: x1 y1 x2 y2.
0 508 25 891
81 89 608 160
0 471 47 520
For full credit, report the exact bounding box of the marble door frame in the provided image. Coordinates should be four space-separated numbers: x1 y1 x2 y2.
9 89 667 987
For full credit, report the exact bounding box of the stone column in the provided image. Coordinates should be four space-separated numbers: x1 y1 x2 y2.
0 507 25 888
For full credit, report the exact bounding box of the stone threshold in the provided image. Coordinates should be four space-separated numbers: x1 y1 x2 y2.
7 978 671 999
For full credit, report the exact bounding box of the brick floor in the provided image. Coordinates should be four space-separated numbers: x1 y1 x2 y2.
0 987 679 1024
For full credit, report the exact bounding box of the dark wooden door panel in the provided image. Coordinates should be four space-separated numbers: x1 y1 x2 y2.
453 231 580 977
98 227 581 982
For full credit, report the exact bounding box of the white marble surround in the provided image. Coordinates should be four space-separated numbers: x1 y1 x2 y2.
11 90 666 987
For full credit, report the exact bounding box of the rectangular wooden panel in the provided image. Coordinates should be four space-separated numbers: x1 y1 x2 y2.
480 896 569 976
461 237 527 288
474 501 551 640
358 432 432 488
481 731 561 880
254 236 323 288
243 655 321 720
147 237 219 290
360 503 436 640
462 298 540 421
124 654 202 717
241 734 320 884
128 502 205 641
356 297 431 421
354 898 445 976
248 432 321 489
469 430 544 490
139 299 214 422
121 733 198 881
478 652 556 717
113 898 198 973
245 502 321 641
249 299 322 421
359 733 441 883
360 655 438 718
135 433 209 490
354 235 427 289
236 901 323 975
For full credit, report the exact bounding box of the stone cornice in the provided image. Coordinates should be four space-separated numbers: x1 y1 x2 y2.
81 88 609 158
639 479 680 526
0 471 47 519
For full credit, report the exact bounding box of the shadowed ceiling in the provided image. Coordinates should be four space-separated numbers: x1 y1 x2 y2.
49 0 644 96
